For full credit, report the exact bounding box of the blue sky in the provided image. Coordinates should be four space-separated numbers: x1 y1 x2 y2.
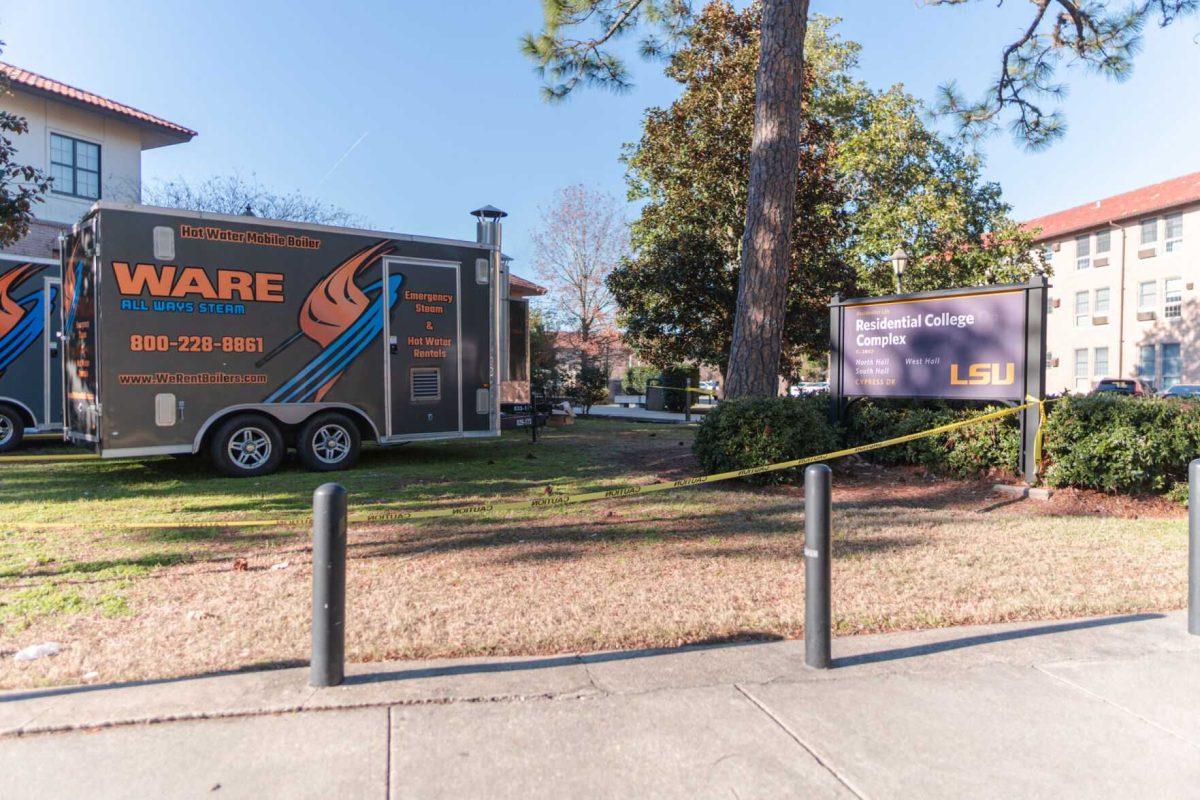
3 1 1198 280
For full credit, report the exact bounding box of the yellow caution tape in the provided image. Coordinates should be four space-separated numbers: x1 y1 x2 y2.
8 400 1041 530
1027 394 1046 467
657 385 719 397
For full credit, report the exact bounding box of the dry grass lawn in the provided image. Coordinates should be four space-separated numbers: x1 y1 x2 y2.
0 419 1187 690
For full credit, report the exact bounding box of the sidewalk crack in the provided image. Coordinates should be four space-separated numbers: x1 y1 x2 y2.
577 654 606 696
384 705 393 800
734 683 867 800
1033 665 1200 751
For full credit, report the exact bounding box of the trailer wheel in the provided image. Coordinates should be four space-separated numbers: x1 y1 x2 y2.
209 414 284 477
296 412 361 472
0 404 24 453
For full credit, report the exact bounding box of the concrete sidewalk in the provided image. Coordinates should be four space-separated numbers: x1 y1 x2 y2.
576 403 709 423
2 612 1198 798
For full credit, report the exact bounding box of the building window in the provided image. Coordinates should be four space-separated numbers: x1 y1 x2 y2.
1074 291 1089 326
1075 234 1090 269
1095 229 1111 254
1094 347 1109 377
1165 213 1183 252
1137 345 1156 383
1164 277 1183 319
1041 243 1054 264
49 133 101 200
1138 280 1157 310
1094 287 1110 315
1162 343 1182 389
1140 218 1158 246
1074 348 1089 389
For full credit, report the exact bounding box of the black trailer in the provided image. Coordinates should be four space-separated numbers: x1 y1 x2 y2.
0 255 63 452
61 202 503 476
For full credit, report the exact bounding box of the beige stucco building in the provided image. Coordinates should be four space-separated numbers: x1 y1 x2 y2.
0 62 195 262
1026 172 1200 393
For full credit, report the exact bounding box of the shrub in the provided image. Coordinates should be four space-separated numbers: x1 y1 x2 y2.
567 365 610 414
693 396 839 484
1043 395 1200 493
623 365 658 395
659 365 701 413
845 400 1019 477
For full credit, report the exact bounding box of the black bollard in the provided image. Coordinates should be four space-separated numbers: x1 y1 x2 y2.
1190 460 1200 636
804 464 832 669
310 483 348 687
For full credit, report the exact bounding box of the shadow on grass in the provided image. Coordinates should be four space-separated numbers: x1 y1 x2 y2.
834 613 1165 668
1 633 776 703
350 499 809 563
0 552 190 580
0 424 679 515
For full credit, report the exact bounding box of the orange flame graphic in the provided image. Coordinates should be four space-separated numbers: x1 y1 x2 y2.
0 263 39 340
296 241 394 401
298 242 392 348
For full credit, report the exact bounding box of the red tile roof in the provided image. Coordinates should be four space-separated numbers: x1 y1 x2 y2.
1023 172 1200 241
0 61 196 140
510 273 546 297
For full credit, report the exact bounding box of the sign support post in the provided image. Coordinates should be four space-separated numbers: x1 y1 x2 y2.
1019 275 1048 485
828 294 845 425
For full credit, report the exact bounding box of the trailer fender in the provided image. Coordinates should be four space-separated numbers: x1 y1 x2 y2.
0 397 38 430
192 403 381 453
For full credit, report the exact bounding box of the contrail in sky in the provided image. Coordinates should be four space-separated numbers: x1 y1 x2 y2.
320 131 370 185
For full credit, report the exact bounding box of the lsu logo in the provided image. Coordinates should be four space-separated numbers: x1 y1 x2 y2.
950 362 1015 386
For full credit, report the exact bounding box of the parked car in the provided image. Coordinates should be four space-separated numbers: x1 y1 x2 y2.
786 382 829 397
1092 378 1150 397
1160 384 1200 399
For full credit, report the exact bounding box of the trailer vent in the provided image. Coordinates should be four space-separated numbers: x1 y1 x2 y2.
154 393 177 427
476 258 490 285
411 368 441 402
153 226 175 261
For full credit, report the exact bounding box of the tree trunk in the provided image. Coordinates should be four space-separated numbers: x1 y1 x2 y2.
724 0 809 398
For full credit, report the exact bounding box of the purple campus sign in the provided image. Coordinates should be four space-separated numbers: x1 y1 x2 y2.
838 289 1028 401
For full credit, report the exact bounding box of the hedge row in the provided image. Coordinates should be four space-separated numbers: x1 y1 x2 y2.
1043 395 1200 493
844 400 1019 478
692 396 838 485
693 394 1200 495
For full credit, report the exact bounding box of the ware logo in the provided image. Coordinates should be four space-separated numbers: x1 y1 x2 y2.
0 263 55 378
262 241 400 403
949 362 1016 386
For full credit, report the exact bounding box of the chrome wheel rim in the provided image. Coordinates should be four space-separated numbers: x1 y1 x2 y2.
312 424 351 465
227 427 272 470
0 415 12 446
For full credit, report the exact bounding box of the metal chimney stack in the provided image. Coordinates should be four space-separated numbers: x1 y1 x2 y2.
471 204 507 247
470 204 507 425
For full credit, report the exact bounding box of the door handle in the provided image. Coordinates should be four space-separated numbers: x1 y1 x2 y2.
389 335 398 355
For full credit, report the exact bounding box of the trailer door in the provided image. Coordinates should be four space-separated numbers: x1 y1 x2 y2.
62 228 100 445
382 257 462 440
44 277 62 426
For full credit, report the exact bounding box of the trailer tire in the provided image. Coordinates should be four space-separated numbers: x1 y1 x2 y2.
296 412 361 472
209 414 284 477
0 404 24 453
